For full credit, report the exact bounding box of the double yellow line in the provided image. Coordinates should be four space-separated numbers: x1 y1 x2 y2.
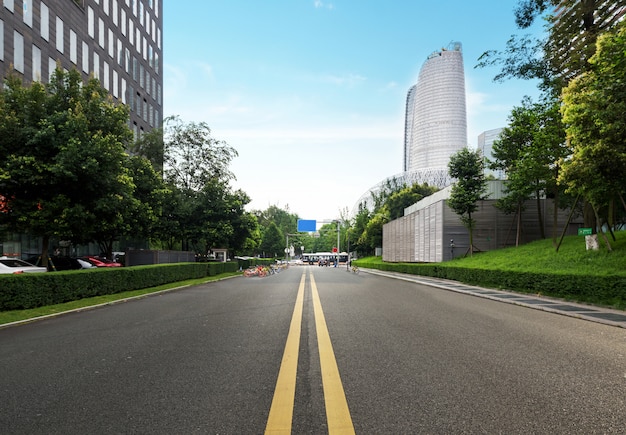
265 270 355 434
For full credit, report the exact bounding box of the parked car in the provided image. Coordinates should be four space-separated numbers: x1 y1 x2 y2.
81 256 123 267
26 256 96 272
0 256 48 274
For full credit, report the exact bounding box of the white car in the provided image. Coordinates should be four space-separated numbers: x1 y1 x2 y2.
0 256 48 274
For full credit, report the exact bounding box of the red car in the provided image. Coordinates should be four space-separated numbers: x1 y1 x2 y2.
82 256 123 267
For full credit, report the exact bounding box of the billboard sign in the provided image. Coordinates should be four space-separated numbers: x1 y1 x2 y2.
297 219 316 232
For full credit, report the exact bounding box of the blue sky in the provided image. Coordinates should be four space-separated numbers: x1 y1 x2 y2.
163 1 544 221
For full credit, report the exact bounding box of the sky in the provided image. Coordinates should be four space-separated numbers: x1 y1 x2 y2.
163 1 544 222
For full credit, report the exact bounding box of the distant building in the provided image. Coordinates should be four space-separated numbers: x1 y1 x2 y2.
477 128 505 179
403 41 467 185
354 42 467 214
0 0 163 137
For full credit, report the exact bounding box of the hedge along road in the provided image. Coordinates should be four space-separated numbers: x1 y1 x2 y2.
1 266 625 433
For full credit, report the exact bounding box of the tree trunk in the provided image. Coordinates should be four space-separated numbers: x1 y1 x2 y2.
552 187 559 247
468 212 474 257
41 235 50 268
536 188 545 239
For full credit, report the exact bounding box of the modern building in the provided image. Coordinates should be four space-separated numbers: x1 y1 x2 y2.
403 41 467 185
354 42 468 214
477 127 505 180
1 0 163 137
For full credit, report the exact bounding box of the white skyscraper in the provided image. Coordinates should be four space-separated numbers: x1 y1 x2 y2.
404 42 467 186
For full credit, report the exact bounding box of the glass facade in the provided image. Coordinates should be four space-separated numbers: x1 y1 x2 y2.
404 42 467 182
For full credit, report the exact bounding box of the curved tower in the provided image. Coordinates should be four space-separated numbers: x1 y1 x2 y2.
404 42 467 185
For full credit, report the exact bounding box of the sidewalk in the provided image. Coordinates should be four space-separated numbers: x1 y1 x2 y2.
363 269 626 329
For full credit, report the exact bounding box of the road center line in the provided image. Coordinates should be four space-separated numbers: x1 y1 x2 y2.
265 270 306 434
310 272 356 434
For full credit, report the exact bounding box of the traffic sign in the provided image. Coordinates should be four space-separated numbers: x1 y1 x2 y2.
578 228 592 236
297 219 316 232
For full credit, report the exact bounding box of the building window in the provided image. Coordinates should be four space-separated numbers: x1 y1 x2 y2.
117 38 123 65
13 31 24 72
41 3 49 40
112 0 118 25
70 31 77 64
121 9 126 35
23 0 32 27
82 41 89 73
103 61 109 90
98 18 105 48
93 52 100 78
0 20 3 61
113 70 119 98
32 45 41 81
103 0 109 15
3 0 14 12
121 78 127 104
48 57 56 81
88 6 94 38
108 29 114 58
55 17 64 53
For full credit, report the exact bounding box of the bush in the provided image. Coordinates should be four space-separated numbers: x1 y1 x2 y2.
0 262 228 311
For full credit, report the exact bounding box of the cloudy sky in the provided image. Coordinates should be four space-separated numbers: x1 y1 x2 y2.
163 0 543 221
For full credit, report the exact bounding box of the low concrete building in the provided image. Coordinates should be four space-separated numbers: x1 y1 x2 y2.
383 181 582 263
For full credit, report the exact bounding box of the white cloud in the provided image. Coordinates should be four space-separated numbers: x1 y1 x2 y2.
314 0 334 10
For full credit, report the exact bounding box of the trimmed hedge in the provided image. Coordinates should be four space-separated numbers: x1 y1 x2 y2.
0 261 240 311
353 259 626 308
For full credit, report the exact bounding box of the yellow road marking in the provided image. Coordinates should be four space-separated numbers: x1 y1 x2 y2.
265 271 306 434
310 273 356 434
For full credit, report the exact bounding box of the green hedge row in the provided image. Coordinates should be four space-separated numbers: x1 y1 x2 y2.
0 261 240 311
353 259 626 308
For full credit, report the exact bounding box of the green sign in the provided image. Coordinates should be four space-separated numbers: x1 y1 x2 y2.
578 228 593 236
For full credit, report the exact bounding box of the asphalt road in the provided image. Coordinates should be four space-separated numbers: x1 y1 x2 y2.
1 266 625 434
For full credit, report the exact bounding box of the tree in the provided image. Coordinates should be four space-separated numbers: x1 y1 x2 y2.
259 222 284 258
490 96 568 245
559 22 626 250
447 148 488 256
477 0 623 93
155 116 257 255
163 116 237 192
0 68 139 262
385 183 438 220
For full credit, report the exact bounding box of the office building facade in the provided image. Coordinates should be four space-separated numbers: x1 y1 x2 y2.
1 0 162 136
403 41 467 186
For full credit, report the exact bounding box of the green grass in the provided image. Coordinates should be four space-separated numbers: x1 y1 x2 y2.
0 272 241 326
356 231 626 309
445 231 626 277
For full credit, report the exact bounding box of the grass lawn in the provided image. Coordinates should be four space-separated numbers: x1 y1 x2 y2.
444 230 626 277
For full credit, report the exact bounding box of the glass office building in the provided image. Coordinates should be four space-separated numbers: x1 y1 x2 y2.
1 0 163 137
403 42 467 185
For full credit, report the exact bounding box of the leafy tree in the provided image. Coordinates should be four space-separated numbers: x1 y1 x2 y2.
490 96 567 244
348 204 371 256
477 0 622 93
254 205 298 240
259 221 284 258
155 116 256 256
0 68 141 262
559 22 626 250
385 183 438 220
447 148 488 256
163 115 237 191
